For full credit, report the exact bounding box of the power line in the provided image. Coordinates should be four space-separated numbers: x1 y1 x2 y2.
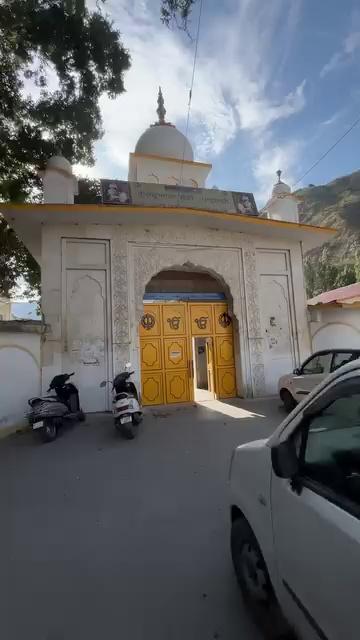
179 0 204 188
292 112 360 188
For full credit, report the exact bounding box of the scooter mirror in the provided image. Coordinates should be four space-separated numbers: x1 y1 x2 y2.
125 362 132 372
100 380 107 388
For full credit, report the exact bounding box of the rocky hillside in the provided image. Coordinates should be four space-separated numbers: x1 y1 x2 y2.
298 170 360 261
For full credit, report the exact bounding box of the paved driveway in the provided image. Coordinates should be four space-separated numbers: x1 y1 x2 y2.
0 398 284 640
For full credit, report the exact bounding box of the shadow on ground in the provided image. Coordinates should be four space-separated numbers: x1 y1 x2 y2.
0 398 285 640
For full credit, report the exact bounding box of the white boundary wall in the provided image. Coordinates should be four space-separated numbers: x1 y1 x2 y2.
0 321 43 433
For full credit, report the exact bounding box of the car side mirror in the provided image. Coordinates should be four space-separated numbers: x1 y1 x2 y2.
293 367 301 375
271 440 299 479
100 381 107 388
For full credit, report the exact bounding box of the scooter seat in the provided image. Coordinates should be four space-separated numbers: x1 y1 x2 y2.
28 395 58 406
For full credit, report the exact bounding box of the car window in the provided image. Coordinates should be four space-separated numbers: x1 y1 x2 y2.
302 353 332 375
302 390 360 506
332 352 359 372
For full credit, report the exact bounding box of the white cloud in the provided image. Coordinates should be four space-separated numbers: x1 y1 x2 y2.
345 30 360 54
320 108 346 127
320 26 360 77
236 81 306 131
320 52 342 78
77 0 306 189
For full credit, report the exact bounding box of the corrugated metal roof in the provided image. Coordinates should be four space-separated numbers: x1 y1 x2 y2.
308 282 360 306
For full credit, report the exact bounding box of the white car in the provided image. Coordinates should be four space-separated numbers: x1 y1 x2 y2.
278 349 360 412
230 359 360 640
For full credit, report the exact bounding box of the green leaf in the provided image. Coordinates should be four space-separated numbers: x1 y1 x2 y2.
0 0 131 295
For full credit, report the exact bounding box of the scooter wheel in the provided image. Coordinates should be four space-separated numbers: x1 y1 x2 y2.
41 420 58 443
121 424 135 439
78 410 86 422
132 412 142 426
115 419 135 439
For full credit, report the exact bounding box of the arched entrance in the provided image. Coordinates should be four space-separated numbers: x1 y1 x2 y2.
139 268 239 406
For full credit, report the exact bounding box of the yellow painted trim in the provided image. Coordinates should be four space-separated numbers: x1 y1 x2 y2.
1 202 337 235
129 151 212 169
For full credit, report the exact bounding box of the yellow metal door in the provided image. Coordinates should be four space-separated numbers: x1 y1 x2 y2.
140 338 162 370
140 301 236 405
215 335 235 367
162 303 187 336
189 304 213 335
205 337 215 394
213 303 233 334
140 303 191 406
163 337 188 369
140 304 164 405
141 372 164 405
165 370 189 403
162 303 191 404
217 367 237 398
140 305 161 337
213 304 236 399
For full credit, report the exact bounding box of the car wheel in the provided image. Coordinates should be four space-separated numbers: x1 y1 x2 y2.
231 517 272 604
280 389 297 413
41 419 58 443
231 517 294 639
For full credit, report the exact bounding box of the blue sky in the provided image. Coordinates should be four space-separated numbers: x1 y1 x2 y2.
80 0 360 205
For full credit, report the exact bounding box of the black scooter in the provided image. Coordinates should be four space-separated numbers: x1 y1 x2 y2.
27 372 85 443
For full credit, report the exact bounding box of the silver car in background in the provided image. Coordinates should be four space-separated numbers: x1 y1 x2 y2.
278 349 360 412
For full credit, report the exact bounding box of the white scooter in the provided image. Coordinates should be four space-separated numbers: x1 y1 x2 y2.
101 363 142 439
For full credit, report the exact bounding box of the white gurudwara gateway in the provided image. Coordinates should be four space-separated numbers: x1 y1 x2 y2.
1 89 335 411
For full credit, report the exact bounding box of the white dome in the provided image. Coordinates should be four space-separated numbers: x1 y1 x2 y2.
47 155 72 174
135 124 194 161
272 180 291 196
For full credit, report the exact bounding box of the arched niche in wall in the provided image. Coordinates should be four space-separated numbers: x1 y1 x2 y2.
147 173 159 183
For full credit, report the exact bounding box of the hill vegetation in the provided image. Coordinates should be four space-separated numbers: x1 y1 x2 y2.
297 171 360 297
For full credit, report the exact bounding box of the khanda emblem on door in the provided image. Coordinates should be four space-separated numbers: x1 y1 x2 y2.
167 316 181 330
141 312 156 330
195 316 208 330
218 312 232 328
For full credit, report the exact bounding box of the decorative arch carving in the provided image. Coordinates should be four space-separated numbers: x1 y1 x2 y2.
111 228 266 397
147 173 159 183
133 249 241 324
130 240 265 396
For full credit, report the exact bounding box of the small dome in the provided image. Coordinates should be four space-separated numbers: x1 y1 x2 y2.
272 170 291 196
47 155 72 174
135 124 194 161
272 180 291 196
